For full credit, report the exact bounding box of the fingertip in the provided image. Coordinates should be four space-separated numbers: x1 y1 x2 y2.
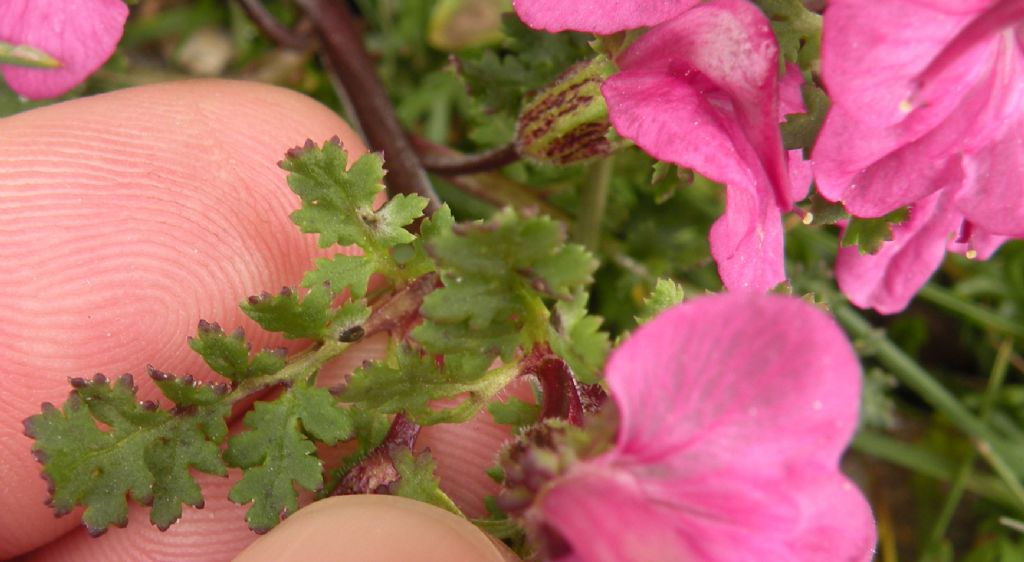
234 495 517 562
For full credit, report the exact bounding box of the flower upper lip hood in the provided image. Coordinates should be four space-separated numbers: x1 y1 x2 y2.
0 0 129 100
812 0 1024 313
528 294 876 561
514 0 807 292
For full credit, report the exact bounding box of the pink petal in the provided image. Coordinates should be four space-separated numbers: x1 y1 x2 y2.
534 294 875 561
605 293 862 470
957 115 1024 237
0 0 128 100
539 462 802 562
821 0 986 127
947 224 1008 260
779 64 812 202
835 191 962 314
786 467 877 562
601 0 789 291
915 0 1024 95
814 38 1020 217
511 0 700 34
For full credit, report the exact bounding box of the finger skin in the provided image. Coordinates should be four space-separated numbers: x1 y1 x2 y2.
0 79 366 558
233 495 517 562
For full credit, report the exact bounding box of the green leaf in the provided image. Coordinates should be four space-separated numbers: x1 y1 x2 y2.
756 0 822 70
290 385 354 445
225 384 353 531
391 448 462 515
807 190 850 226
187 321 287 383
841 208 910 255
341 347 454 416
414 208 597 365
549 292 610 384
280 139 427 256
636 278 685 325
488 397 540 429
781 83 832 158
459 15 592 116
302 254 376 298
241 285 332 340
24 375 227 534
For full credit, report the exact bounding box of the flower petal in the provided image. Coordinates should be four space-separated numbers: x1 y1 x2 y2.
539 462 802 562
786 467 877 562
0 0 128 100
958 115 1024 237
511 0 700 34
606 293 862 470
821 0 985 127
602 0 789 290
814 37 1020 218
779 64 812 202
835 191 962 314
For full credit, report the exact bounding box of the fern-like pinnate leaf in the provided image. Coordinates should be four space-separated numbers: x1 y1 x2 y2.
224 384 353 532
23 374 228 535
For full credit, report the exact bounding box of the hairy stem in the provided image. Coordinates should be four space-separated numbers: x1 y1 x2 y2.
295 0 440 214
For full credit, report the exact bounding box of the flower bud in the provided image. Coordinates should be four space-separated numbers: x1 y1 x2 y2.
516 56 618 165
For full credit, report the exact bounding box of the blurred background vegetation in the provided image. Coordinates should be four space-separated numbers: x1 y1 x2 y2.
4 1 1024 559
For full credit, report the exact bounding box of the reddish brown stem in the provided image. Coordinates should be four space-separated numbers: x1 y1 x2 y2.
295 0 440 215
418 142 521 175
331 414 421 495
235 0 308 50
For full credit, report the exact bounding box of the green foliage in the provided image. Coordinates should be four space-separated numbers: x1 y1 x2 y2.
489 397 541 429
187 321 286 382
390 449 462 515
781 83 831 158
841 208 911 255
635 278 686 325
225 384 353 531
549 293 610 384
756 0 822 71
24 375 227 534
241 285 333 340
458 15 592 117
414 208 598 374
281 139 431 294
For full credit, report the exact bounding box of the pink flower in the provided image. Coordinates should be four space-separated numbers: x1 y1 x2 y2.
515 0 806 291
0 0 129 100
813 0 1024 313
524 294 876 561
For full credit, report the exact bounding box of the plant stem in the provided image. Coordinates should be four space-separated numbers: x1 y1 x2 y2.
852 430 1019 510
234 0 307 49
918 338 1014 560
833 302 1024 483
295 0 440 214
918 283 1024 339
574 156 614 251
226 339 351 406
418 142 521 175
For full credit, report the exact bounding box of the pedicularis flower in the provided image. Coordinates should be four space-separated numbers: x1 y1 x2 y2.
0 0 129 99
814 0 1024 313
514 0 809 292
514 294 876 561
